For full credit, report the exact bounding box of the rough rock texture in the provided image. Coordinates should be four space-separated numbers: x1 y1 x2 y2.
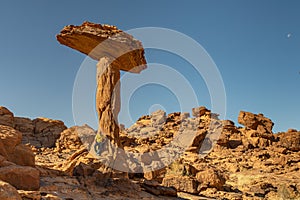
195 167 226 190
278 130 300 151
55 124 95 152
96 57 121 146
0 123 39 191
13 116 67 148
238 111 274 134
192 106 210 118
0 180 22 200
57 21 147 73
0 125 34 166
0 106 299 199
0 166 40 190
162 176 198 194
0 106 14 127
32 117 67 148
57 21 147 148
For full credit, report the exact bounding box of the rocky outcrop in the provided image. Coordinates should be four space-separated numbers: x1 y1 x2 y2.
55 124 95 152
0 125 39 191
14 117 67 148
57 21 147 148
238 111 274 134
195 167 226 190
162 176 198 194
0 104 299 199
192 106 210 117
278 129 300 151
0 107 67 148
0 106 14 127
0 125 34 166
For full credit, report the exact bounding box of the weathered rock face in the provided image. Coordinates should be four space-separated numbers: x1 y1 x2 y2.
192 106 210 118
278 130 300 151
0 166 40 190
151 110 167 126
195 167 226 190
0 125 34 166
1 105 300 199
0 106 14 127
0 180 22 200
0 125 39 191
96 57 121 146
162 176 198 194
0 107 67 148
32 117 67 148
56 124 96 152
57 21 147 73
238 111 274 133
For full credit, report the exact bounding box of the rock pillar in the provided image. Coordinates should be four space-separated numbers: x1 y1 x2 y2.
96 57 121 146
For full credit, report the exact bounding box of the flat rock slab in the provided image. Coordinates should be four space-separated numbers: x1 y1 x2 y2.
57 21 147 73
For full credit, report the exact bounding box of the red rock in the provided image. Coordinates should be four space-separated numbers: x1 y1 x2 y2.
0 125 22 154
0 107 14 127
0 166 40 190
195 168 226 190
238 111 274 133
57 21 147 73
162 176 198 194
192 106 210 117
0 180 22 200
278 131 300 151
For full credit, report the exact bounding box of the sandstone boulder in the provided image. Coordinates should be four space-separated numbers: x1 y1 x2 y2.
238 111 274 134
195 168 226 190
162 176 198 194
151 110 167 126
0 165 40 190
0 106 14 127
278 130 300 151
14 117 34 133
56 125 96 152
192 106 210 117
0 125 22 154
57 21 147 73
0 125 35 166
0 180 22 200
32 117 67 147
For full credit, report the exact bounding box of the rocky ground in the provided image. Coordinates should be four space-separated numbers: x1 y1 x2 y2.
0 106 299 200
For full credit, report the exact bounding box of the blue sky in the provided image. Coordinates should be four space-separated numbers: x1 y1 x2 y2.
0 0 299 132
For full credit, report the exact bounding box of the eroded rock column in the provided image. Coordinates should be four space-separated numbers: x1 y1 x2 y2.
96 57 121 146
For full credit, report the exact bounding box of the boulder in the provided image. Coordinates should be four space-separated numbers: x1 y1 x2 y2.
0 125 35 166
14 117 34 133
192 106 210 117
32 117 67 147
238 111 274 133
56 125 96 152
162 176 198 194
9 144 35 166
0 125 22 154
0 107 14 127
56 21 147 73
278 131 300 151
195 168 226 190
0 166 40 190
0 180 22 200
151 110 167 126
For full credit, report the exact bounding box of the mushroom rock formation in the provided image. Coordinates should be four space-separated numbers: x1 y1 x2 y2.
57 21 147 147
